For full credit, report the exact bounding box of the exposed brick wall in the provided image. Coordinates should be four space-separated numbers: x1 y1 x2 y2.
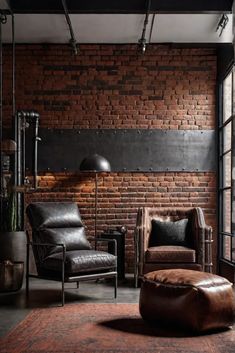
3 44 217 272
25 172 217 271
3 45 216 129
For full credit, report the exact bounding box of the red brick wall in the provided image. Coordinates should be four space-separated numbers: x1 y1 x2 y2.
3 44 217 272
3 45 216 129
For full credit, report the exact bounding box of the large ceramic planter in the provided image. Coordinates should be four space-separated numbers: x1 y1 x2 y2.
0 231 27 291
0 231 26 262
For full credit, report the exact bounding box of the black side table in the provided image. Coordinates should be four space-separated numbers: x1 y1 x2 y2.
100 230 125 280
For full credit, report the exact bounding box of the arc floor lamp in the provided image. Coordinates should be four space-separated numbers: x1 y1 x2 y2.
80 154 111 239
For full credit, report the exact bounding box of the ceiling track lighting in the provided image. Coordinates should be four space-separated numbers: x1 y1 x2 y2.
138 0 151 54
216 13 229 37
61 0 79 55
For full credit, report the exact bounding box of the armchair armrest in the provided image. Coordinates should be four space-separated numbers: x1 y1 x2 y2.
87 237 117 256
27 241 66 256
195 224 213 273
204 225 213 273
134 225 141 263
27 241 65 249
134 225 141 288
192 208 213 272
26 241 67 281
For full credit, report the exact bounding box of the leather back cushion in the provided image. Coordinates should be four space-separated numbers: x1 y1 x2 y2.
34 227 91 261
27 202 83 230
149 218 190 247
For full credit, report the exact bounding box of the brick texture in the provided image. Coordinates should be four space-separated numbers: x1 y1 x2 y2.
3 44 217 272
25 172 217 272
3 45 216 130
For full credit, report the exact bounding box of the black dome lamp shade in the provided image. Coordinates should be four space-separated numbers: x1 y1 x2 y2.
80 154 111 172
80 154 111 240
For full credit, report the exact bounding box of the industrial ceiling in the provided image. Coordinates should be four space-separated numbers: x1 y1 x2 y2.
0 0 234 44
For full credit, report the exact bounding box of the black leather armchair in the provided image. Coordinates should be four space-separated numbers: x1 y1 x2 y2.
26 202 117 305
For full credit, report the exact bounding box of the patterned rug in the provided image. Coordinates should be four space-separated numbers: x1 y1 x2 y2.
0 303 234 353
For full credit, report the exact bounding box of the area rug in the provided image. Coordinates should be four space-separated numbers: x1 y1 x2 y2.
0 303 234 353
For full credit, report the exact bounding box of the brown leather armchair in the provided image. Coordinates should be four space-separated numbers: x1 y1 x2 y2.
134 207 213 287
26 202 117 305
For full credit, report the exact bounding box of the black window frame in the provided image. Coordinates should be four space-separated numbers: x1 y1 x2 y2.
218 66 235 266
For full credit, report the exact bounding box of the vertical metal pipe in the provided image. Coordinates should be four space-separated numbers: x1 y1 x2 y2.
33 114 40 189
12 20 17 194
12 14 15 119
21 114 26 229
16 111 22 229
0 10 13 226
22 115 26 184
0 14 4 227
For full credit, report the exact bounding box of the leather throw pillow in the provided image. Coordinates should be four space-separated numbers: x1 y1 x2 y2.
149 218 189 247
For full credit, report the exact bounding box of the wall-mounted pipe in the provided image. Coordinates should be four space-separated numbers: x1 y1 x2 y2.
15 110 40 228
0 11 8 228
31 112 40 189
0 15 3 224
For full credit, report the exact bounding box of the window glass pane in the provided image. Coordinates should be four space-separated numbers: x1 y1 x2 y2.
223 121 231 153
222 152 231 187
223 71 232 122
223 235 231 260
223 189 231 233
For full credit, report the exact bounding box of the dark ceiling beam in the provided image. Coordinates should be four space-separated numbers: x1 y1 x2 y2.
9 0 234 14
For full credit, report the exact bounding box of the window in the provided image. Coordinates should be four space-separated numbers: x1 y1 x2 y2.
219 67 234 263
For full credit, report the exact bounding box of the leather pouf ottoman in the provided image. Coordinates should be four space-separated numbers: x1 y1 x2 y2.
139 269 235 332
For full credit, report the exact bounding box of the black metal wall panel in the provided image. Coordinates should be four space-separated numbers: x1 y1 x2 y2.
26 129 216 172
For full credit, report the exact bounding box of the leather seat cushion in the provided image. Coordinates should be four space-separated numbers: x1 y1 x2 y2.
139 269 235 332
145 245 196 263
42 250 116 275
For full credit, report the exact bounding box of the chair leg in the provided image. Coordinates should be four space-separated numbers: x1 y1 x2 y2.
134 271 138 289
61 276 65 306
26 274 29 296
76 282 79 289
61 247 65 306
114 274 117 299
26 243 30 296
134 264 139 288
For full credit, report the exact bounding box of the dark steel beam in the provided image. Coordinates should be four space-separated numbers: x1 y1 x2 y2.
9 0 234 14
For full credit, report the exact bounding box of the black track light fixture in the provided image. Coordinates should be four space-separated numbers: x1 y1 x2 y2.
138 0 151 54
216 14 229 37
